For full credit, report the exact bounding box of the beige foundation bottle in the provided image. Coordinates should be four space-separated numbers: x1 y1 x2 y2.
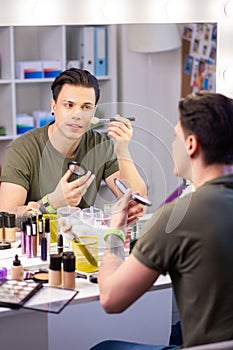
4 213 16 243
62 252 76 290
49 254 62 287
11 254 24 281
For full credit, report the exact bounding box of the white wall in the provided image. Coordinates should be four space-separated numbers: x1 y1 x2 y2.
117 24 182 210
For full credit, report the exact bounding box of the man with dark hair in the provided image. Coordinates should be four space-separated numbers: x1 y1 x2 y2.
0 68 146 213
91 92 233 350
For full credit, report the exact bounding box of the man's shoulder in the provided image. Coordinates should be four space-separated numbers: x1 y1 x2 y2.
9 125 48 148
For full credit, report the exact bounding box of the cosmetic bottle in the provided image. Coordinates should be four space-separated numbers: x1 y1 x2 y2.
45 217 50 257
21 220 27 255
38 214 43 245
26 217 32 258
31 216 37 257
62 252 76 290
4 213 16 243
57 233 63 255
41 233 47 261
0 266 7 281
49 254 62 287
11 254 24 281
0 214 4 241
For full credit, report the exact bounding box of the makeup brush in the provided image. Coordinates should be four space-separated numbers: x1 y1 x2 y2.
91 116 135 125
60 221 98 267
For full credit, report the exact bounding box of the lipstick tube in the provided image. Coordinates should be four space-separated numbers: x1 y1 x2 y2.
21 220 27 255
45 217 50 257
38 214 43 245
57 234 63 255
41 236 47 261
31 216 37 257
26 218 32 258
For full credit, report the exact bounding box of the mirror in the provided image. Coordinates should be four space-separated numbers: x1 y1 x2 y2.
0 0 232 209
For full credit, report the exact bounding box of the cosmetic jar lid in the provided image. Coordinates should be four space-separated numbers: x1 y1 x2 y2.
0 241 11 250
49 254 62 271
0 266 7 280
33 271 49 284
62 252 76 272
4 213 16 228
13 254 21 266
45 217 50 233
62 251 74 257
0 214 3 228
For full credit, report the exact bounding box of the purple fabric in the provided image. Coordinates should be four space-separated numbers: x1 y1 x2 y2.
160 184 186 206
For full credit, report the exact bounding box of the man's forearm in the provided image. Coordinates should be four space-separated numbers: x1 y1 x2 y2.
105 233 125 260
118 154 147 196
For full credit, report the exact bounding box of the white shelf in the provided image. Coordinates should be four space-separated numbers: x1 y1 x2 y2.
0 24 117 162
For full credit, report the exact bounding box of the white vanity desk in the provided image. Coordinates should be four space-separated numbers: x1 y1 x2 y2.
0 248 172 350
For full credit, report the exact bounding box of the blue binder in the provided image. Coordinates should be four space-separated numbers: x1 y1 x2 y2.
94 26 107 76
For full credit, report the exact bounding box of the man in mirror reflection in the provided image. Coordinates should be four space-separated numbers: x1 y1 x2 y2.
0 68 147 215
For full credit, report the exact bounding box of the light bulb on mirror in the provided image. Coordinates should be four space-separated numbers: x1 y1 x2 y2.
224 0 233 17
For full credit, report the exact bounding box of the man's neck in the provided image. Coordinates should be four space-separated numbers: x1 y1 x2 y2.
48 123 81 158
193 163 233 189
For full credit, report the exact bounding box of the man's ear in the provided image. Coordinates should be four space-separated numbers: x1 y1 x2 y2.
186 134 199 158
50 98 55 114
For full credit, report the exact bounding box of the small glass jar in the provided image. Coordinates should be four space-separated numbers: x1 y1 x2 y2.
0 266 7 281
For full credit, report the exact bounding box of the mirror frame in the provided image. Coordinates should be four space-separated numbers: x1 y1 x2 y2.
0 0 232 97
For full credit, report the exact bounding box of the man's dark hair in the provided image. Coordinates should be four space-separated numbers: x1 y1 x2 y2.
179 91 233 165
51 68 100 105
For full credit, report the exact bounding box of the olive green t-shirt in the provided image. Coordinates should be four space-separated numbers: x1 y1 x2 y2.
133 175 233 348
0 123 119 208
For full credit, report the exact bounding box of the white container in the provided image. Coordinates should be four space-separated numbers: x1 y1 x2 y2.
15 60 43 79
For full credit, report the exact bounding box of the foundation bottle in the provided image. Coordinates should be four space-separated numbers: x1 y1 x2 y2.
4 213 16 243
11 254 24 281
62 252 76 290
49 254 62 287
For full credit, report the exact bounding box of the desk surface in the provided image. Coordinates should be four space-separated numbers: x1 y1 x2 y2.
0 271 171 317
0 243 171 317
0 239 172 350
0 227 171 317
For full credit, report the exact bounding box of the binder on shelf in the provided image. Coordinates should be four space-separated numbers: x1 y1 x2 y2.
94 26 107 76
77 26 94 74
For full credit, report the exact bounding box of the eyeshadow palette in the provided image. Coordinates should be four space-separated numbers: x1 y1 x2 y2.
0 279 43 309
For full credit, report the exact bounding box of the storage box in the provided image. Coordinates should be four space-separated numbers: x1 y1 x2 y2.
16 113 34 134
15 61 43 79
42 60 62 78
33 110 55 128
